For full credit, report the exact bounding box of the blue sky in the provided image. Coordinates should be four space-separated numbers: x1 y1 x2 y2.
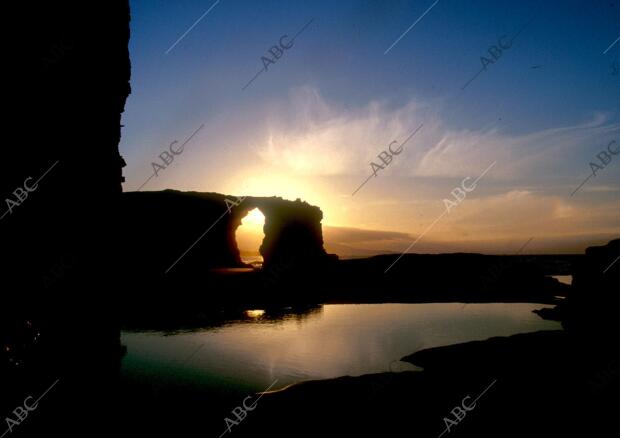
121 0 620 254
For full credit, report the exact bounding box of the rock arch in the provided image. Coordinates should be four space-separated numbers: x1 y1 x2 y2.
120 190 337 274
230 196 330 268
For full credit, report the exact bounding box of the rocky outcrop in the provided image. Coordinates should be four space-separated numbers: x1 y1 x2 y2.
561 239 620 341
223 329 618 438
237 196 331 267
120 190 336 276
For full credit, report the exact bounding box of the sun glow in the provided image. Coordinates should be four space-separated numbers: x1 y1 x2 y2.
236 208 265 263
227 173 326 211
243 208 266 228
244 309 266 318
224 171 346 227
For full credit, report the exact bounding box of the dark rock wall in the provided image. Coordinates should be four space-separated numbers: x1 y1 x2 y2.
2 1 130 307
1 2 131 437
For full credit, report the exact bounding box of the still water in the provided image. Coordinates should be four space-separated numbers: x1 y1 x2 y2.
121 303 560 395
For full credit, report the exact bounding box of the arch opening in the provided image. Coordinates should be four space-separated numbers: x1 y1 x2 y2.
236 207 266 268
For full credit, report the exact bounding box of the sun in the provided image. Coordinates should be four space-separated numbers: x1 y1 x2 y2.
242 208 265 228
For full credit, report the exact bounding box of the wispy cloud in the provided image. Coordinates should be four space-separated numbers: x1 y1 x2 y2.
256 88 619 185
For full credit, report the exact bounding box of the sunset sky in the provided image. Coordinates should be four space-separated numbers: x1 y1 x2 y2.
121 0 620 256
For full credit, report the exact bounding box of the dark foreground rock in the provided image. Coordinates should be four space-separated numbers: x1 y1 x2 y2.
235 330 618 438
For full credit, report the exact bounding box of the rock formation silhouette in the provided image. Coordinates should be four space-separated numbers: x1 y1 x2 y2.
121 190 335 273
554 238 619 346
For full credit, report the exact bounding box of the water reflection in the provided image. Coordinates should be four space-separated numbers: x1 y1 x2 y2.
122 304 324 334
551 275 572 285
121 303 560 395
244 309 266 318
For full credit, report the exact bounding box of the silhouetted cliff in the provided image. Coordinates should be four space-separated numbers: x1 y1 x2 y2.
120 189 336 277
1 2 131 437
2 2 130 301
551 239 619 344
